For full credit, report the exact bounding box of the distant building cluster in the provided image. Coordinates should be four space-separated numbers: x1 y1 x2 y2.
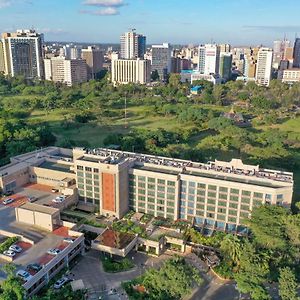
0 28 300 87
0 30 104 86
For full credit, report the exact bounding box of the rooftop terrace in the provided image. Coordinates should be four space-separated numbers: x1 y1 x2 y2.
82 148 293 184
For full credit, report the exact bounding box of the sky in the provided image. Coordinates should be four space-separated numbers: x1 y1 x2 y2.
0 0 300 46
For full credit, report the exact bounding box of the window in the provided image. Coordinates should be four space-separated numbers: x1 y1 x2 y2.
148 177 155 183
167 187 175 193
158 186 165 192
188 209 194 215
197 190 206 196
228 217 236 223
86 173 92 179
188 195 195 201
180 200 186 207
86 179 92 185
240 212 249 218
138 176 146 182
94 180 99 186
242 190 251 196
253 200 262 206
167 207 174 213
77 166 83 170
207 199 216 205
230 195 239 202
197 183 206 189
218 201 227 207
138 182 146 188
77 171 83 177
217 214 226 220
207 192 216 198
196 203 205 210
94 193 100 199
78 184 84 190
180 208 186 213
167 181 175 186
181 187 187 193
253 192 263 199
207 205 215 212
138 189 145 195
148 197 155 203
148 191 155 197
167 194 175 200
189 182 196 188
188 202 194 208
138 196 146 202
218 208 226 213
229 202 238 209
219 193 227 200
229 209 237 216
158 179 165 185
182 181 187 186
240 205 249 211
93 168 99 173
219 187 228 193
241 197 250 204
77 177 84 183
277 194 283 200
86 185 92 191
167 201 174 207
157 192 165 198
230 188 239 195
208 185 217 191
94 174 99 180
207 213 214 218
265 194 272 200
85 167 92 172
197 196 205 203
148 184 155 190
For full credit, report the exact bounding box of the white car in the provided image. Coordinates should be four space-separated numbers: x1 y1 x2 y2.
52 196 65 203
3 250 16 257
3 198 14 205
9 244 22 253
47 248 61 255
53 277 68 289
63 237 75 243
16 270 33 282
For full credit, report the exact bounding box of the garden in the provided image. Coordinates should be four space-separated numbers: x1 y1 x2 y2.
100 255 135 273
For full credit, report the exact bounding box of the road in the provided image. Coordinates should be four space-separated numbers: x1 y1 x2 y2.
71 249 239 300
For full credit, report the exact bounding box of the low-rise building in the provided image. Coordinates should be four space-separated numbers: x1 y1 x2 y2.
282 68 300 84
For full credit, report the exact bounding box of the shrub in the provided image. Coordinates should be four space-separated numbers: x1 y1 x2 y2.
0 236 19 253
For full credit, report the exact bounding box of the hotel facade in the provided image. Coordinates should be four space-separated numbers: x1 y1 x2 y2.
0 147 294 235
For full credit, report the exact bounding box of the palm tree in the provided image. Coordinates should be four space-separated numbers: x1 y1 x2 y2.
220 234 242 267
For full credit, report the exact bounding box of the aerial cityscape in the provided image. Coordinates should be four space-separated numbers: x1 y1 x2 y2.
0 0 299 300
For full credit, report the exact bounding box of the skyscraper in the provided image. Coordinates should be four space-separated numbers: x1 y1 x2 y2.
1 29 44 79
151 43 172 81
219 53 232 81
198 45 205 74
204 44 220 75
293 38 300 68
256 48 273 86
120 29 146 59
81 46 104 79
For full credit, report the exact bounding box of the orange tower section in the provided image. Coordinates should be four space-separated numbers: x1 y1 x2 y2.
102 173 116 212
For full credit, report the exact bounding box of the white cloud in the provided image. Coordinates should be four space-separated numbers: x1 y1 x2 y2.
83 0 125 7
80 7 119 15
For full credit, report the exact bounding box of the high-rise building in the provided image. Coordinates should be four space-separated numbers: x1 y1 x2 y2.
244 54 257 79
255 48 273 86
0 40 5 73
81 46 104 79
220 43 231 53
219 53 232 81
284 47 294 61
111 57 151 85
151 43 172 81
198 45 205 74
204 44 220 75
293 38 300 68
1 29 44 79
120 30 146 59
70 47 81 60
44 57 88 86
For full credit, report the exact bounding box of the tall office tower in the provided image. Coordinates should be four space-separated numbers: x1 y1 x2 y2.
204 44 221 75
111 58 151 85
293 38 300 68
244 54 257 79
44 57 87 86
198 45 206 73
120 30 146 59
70 47 81 60
255 48 273 86
1 29 44 79
219 53 232 81
151 43 172 81
284 47 294 61
273 39 291 66
220 43 231 53
81 46 104 80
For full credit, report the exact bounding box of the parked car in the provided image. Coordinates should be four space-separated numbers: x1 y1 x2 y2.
3 250 16 257
27 196 37 203
63 237 75 243
9 244 22 253
47 248 61 255
26 263 42 272
53 277 68 289
4 191 13 196
16 270 33 282
51 188 59 193
52 196 65 203
3 198 14 205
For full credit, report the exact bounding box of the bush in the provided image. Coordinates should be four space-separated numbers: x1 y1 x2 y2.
101 256 134 273
213 261 234 279
0 237 19 253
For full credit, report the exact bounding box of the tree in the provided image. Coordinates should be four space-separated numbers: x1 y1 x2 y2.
278 267 299 300
151 70 160 81
220 234 242 268
0 264 25 300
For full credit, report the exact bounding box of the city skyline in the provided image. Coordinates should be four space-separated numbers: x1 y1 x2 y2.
0 0 300 45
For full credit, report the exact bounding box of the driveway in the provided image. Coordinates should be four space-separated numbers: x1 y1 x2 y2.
71 250 239 300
